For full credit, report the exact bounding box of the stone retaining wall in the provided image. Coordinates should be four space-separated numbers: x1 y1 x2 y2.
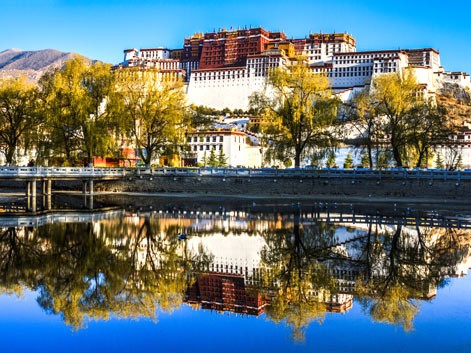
97 175 470 200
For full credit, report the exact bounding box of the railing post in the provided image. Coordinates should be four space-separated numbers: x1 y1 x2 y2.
31 179 37 213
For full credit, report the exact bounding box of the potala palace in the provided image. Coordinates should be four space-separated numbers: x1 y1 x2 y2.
117 27 471 110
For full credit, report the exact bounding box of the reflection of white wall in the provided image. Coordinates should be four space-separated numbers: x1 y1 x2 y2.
187 233 267 273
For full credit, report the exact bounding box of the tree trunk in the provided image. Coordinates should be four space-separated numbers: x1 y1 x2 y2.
367 144 373 169
391 130 403 167
415 147 427 169
5 145 15 165
294 147 301 168
142 147 152 167
392 146 403 167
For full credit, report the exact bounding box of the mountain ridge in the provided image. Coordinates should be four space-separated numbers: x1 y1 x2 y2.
0 48 95 81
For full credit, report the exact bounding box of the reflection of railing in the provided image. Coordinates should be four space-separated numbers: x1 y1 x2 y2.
148 210 471 229
307 212 471 229
0 209 125 227
1 206 469 229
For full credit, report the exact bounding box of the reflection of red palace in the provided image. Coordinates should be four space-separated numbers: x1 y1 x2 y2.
186 273 267 316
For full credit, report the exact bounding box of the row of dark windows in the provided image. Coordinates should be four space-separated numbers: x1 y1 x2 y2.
188 136 224 143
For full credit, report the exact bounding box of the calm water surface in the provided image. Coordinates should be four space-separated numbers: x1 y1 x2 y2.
0 201 470 352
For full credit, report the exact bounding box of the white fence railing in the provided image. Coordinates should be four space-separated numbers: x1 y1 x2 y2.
132 167 471 181
0 166 126 178
0 166 470 181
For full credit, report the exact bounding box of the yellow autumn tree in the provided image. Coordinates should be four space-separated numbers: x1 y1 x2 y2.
0 76 37 165
251 59 340 168
112 68 189 167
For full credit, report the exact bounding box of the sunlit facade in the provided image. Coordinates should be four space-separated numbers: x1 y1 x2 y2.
120 28 470 110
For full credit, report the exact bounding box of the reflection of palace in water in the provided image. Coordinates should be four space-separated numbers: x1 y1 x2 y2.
186 273 353 316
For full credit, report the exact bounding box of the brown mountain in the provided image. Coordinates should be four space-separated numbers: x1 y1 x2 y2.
0 48 86 81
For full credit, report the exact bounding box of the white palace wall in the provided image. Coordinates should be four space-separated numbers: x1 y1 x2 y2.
186 72 268 111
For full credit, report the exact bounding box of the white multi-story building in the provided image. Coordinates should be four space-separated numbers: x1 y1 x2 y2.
327 48 443 92
183 130 262 167
435 70 471 92
329 50 407 89
123 47 172 62
295 33 357 66
120 47 185 79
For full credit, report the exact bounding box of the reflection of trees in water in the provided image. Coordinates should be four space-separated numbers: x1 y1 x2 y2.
0 219 211 329
352 225 420 331
259 213 471 338
353 224 471 331
259 211 338 341
0 227 38 296
0 214 469 337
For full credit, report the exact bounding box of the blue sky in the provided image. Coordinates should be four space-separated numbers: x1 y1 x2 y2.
2 0 471 73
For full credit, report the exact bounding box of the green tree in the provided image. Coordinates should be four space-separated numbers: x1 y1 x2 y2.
202 150 207 167
207 147 218 167
112 68 189 167
0 76 37 165
326 150 336 168
360 149 370 168
377 149 392 169
217 148 227 167
343 151 354 169
251 60 340 168
435 153 444 169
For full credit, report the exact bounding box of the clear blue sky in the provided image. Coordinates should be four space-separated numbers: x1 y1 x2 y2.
2 0 471 73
